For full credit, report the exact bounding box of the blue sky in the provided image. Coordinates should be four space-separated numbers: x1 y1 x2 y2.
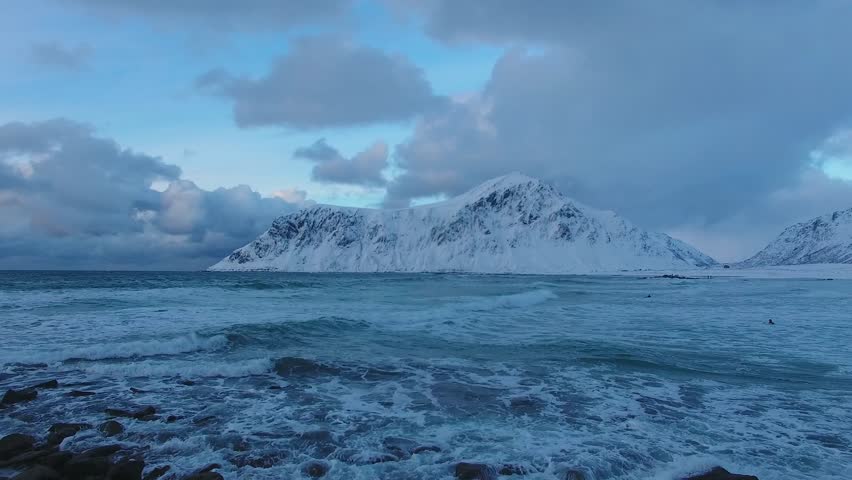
2 0 852 268
0 0 502 207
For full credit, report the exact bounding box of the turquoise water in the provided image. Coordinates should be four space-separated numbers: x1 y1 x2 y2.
1 272 850 479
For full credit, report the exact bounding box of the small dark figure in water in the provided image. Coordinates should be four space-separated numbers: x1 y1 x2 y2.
768 319 775 325
646 294 652 298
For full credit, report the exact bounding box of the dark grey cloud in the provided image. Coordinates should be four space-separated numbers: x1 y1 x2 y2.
197 37 446 129
0 119 300 269
65 0 351 30
30 42 92 70
385 0 852 260
294 138 388 187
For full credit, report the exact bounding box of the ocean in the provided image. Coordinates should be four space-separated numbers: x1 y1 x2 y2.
1 271 850 479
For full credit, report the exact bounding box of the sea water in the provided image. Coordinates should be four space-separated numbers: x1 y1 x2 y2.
0 271 850 479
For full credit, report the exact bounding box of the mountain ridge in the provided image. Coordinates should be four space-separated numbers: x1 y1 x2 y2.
209 173 716 273
740 207 852 266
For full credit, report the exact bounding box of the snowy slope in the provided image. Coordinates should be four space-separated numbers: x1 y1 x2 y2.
740 208 852 267
209 173 716 273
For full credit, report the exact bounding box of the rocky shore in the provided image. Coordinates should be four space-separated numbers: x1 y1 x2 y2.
1 378 761 480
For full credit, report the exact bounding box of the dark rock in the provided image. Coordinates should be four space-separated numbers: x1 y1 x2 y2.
499 464 533 476
105 406 156 420
454 462 497 480
177 379 195 386
0 433 35 460
106 460 145 480
165 415 181 423
141 465 170 480
0 448 57 468
293 430 338 457
99 420 125 437
229 451 285 469
192 416 216 426
301 460 329 478
274 357 340 377
183 473 223 480
46 423 91 445
681 466 759 480
10 465 61 480
412 445 441 454
35 452 72 470
80 444 122 458
30 380 58 390
67 390 96 397
63 455 112 479
2 388 37 405
196 464 220 474
561 469 587 480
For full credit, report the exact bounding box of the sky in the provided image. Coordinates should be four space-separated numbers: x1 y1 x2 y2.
2 0 852 269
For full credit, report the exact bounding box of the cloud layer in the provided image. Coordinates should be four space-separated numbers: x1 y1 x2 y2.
197 37 445 129
294 138 388 187
66 0 351 30
384 0 852 260
0 119 299 269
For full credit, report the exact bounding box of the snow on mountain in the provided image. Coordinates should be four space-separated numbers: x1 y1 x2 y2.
740 208 852 267
209 173 716 273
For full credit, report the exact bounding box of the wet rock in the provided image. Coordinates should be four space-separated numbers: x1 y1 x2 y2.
67 390 96 397
301 460 329 478
46 423 91 445
454 462 497 480
81 445 122 458
0 448 57 468
99 420 125 437
0 433 35 460
561 469 587 480
106 459 145 480
499 464 534 476
105 406 156 420
165 415 181 423
681 467 759 480
30 380 58 390
183 473 223 480
10 465 61 480
63 454 112 479
1 388 37 405
229 451 285 469
184 465 223 480
141 465 170 480
192 415 216 426
35 452 72 470
293 430 339 457
274 357 340 377
412 445 441 454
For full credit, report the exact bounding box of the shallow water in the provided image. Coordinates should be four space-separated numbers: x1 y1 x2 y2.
1 271 850 479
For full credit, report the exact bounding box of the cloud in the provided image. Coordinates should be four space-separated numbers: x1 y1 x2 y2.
65 0 351 31
383 0 852 260
197 37 446 129
0 119 300 269
294 138 388 187
30 42 92 70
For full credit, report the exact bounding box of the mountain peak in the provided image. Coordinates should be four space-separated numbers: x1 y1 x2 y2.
210 171 715 273
741 207 852 266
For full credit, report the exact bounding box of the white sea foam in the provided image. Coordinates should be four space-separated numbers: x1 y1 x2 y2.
42 333 228 364
74 357 272 378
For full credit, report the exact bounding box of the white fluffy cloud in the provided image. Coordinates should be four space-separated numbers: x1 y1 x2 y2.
0 119 300 269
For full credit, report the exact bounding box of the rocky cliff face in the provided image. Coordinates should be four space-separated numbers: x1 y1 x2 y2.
741 208 852 267
209 173 716 273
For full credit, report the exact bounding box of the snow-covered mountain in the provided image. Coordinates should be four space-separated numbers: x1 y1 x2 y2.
209 173 716 273
740 208 852 267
